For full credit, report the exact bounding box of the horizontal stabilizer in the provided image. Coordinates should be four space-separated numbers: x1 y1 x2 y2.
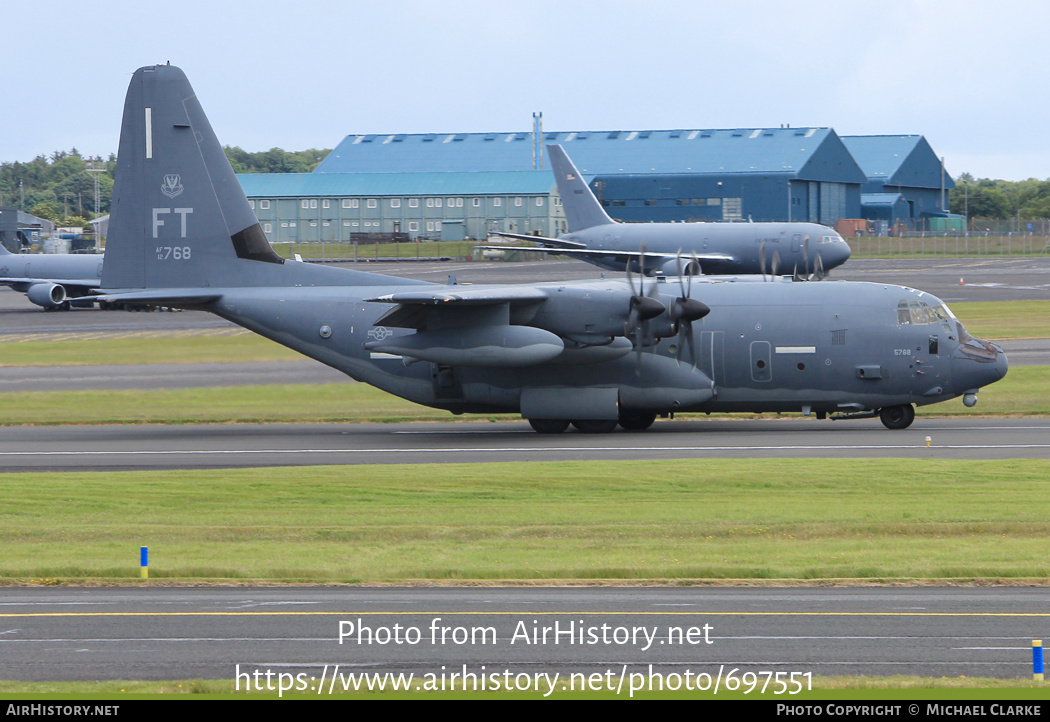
92 288 224 306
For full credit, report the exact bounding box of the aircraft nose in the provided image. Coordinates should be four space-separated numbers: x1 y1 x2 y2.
830 238 852 269
951 325 1008 394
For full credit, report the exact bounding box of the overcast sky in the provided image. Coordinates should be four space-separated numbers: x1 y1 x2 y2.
5 0 1047 181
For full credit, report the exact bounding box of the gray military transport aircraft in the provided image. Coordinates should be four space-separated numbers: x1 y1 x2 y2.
0 243 104 309
96 64 1006 433
479 143 852 278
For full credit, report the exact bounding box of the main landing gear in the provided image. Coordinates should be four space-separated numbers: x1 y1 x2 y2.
527 411 657 434
878 404 915 430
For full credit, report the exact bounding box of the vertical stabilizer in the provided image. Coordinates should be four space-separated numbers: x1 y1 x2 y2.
102 64 282 291
547 144 616 232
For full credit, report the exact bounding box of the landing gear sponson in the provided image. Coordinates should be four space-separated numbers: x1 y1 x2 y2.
529 411 657 434
530 404 917 433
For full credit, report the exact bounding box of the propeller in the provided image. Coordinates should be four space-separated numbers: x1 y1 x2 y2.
670 249 710 365
624 244 666 370
792 237 828 282
811 252 826 280
759 240 782 281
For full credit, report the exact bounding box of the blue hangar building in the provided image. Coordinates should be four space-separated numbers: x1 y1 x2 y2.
841 135 956 230
237 128 953 242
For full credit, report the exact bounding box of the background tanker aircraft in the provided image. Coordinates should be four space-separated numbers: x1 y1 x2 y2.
97 64 1006 433
482 143 852 279
0 243 103 309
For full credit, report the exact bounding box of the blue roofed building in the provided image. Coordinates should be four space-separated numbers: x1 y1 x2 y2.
841 135 955 231
236 128 955 242
237 170 560 242
312 127 867 227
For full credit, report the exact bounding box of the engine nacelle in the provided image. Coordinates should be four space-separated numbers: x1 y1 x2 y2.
26 282 67 308
658 258 701 277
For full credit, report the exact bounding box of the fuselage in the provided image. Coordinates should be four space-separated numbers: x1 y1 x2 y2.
207 274 1006 419
564 221 852 276
0 250 105 308
0 252 103 290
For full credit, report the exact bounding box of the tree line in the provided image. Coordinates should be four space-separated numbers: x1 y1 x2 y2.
949 173 1050 220
0 147 330 229
3 149 1047 228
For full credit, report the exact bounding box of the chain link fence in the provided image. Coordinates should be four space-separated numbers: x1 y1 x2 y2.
847 232 1050 258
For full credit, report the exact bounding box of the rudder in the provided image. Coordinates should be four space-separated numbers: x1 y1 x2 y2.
546 144 615 232
103 64 282 291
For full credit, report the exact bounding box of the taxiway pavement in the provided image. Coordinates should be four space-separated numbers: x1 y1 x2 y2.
0 586 1046 682
0 417 1047 472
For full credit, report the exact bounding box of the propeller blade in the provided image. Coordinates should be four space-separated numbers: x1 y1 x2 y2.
771 250 781 278
670 292 710 367
759 241 767 282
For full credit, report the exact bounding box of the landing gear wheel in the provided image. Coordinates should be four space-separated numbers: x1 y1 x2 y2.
571 419 619 434
528 418 570 434
879 404 915 430
618 411 656 431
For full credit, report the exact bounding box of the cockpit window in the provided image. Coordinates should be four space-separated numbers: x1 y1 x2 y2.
930 303 955 321
897 299 955 326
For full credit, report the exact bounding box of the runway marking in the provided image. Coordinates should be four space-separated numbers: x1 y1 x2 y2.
0 635 1030 642
2 444 1050 458
4 610 1050 618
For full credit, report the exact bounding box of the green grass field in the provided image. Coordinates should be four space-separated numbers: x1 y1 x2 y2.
2 459 1048 584
949 300 1050 340
0 677 1045 696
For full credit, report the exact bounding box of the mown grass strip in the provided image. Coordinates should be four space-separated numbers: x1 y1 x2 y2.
1 459 1049 584
949 300 1050 340
0 331 303 367
0 676 1046 695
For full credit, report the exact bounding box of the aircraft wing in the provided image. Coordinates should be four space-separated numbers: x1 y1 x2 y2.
367 286 550 329
367 286 549 306
474 245 735 265
492 232 587 250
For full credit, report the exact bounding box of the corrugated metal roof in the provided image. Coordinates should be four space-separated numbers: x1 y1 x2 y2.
237 171 556 197
842 135 921 180
842 135 954 190
314 127 838 176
